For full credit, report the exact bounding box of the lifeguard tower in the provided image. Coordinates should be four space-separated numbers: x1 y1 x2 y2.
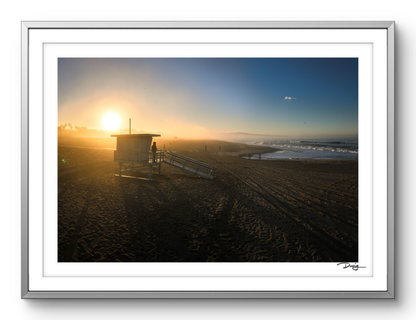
112 120 216 180
111 133 162 180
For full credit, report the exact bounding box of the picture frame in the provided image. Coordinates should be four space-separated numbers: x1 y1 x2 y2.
21 21 395 298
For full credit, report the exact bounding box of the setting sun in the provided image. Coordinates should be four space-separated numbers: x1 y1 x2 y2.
102 113 121 130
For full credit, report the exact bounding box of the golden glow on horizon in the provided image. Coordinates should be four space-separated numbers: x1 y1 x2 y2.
102 113 121 131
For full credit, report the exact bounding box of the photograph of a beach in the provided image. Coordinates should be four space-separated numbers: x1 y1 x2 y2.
58 58 358 263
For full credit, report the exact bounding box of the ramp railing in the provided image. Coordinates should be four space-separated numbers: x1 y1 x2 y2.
163 151 216 180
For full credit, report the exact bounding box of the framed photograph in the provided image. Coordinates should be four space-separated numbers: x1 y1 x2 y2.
21 21 394 298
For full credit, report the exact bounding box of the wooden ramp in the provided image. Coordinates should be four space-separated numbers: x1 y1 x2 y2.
162 151 216 180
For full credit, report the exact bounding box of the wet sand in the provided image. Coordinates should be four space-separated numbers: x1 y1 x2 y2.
58 139 358 262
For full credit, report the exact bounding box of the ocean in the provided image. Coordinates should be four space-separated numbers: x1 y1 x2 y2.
242 138 358 160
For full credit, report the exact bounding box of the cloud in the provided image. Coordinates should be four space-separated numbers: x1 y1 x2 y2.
284 96 297 100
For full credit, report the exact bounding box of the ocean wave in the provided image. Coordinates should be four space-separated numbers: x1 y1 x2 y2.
275 144 357 154
242 138 358 159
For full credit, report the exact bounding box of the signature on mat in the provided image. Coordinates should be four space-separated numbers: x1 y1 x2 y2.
337 262 366 271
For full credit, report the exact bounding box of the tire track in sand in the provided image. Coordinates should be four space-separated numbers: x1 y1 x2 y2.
197 151 358 261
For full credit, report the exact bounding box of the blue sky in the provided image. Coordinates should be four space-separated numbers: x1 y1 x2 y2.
58 58 358 139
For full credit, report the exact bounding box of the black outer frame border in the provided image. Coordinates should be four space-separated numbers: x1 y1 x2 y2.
21 20 395 299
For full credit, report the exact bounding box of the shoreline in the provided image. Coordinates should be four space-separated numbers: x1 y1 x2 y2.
58 136 357 161
58 139 358 263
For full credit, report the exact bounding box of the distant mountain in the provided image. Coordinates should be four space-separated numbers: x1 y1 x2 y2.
221 131 287 137
211 131 289 142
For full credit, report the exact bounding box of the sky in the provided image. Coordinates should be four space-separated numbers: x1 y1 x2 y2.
58 58 358 139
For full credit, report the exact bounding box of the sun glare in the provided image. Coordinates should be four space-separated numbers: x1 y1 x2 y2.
102 113 121 131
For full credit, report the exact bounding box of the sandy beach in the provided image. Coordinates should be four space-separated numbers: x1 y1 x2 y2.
58 138 358 262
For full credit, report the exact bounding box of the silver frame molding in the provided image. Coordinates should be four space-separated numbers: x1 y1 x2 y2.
21 21 395 299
